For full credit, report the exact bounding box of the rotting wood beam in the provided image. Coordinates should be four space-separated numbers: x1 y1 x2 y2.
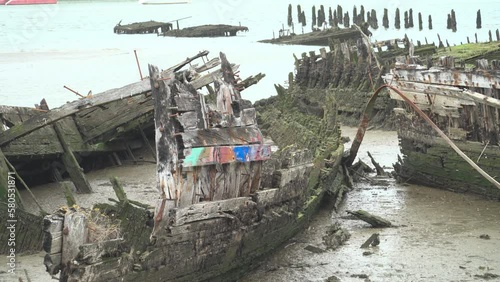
165 50 210 73
0 79 151 147
53 121 93 193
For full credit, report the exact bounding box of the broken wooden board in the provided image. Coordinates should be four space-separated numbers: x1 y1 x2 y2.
182 144 272 167
169 197 254 226
346 210 392 228
0 79 152 146
181 127 263 148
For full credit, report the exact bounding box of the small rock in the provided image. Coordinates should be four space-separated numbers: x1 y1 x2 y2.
304 244 325 254
133 264 143 271
474 273 499 280
459 266 466 269
326 275 341 282
362 251 373 256
479 234 491 240
351 273 369 279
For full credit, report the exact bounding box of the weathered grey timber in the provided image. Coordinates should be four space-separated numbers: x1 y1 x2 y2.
0 50 262 192
114 20 173 34
259 27 362 46
161 24 248 37
385 56 500 199
41 51 346 282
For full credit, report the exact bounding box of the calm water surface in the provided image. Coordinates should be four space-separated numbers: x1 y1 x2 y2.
0 0 499 107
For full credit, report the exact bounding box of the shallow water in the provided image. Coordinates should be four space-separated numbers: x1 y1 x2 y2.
1 0 499 108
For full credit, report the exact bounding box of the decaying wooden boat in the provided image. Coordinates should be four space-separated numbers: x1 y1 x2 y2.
39 52 345 281
385 56 500 199
0 50 267 197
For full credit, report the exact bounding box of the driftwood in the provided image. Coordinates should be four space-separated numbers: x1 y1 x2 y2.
360 233 380 248
367 151 386 176
346 210 392 227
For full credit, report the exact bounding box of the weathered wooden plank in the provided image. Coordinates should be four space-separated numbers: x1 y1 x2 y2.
240 108 257 126
177 112 200 131
387 77 500 108
149 65 180 202
181 127 263 148
183 144 272 167
225 163 239 198
164 50 209 73
0 79 151 146
170 197 252 226
62 212 87 265
249 161 262 195
238 163 251 197
76 97 154 141
190 64 240 90
174 95 201 112
195 166 212 201
213 165 226 201
54 121 92 193
44 253 61 275
392 65 500 89
178 172 196 207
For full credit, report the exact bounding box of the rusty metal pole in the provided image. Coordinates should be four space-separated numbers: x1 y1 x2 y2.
134 49 144 81
346 84 500 190
63 85 85 98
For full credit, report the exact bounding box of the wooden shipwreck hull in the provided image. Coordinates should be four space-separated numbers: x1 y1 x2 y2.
41 52 344 281
385 57 500 199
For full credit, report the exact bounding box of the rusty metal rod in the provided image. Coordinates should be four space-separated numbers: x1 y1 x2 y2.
134 49 144 81
347 84 500 190
63 85 85 98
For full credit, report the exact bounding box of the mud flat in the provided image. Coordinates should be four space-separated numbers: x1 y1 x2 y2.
241 127 500 282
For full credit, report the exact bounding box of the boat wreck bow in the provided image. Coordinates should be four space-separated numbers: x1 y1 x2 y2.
41 52 346 281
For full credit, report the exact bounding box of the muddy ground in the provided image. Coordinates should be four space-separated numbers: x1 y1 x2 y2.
1 127 499 282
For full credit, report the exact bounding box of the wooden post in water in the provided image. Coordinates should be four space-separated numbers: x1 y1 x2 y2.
382 8 389 29
337 5 343 24
451 9 457 32
489 30 492 42
53 121 92 193
428 15 433 30
475 32 478 43
344 12 350 28
476 9 482 29
496 29 499 41
409 8 414 28
370 9 378 29
418 12 423 31
404 11 409 28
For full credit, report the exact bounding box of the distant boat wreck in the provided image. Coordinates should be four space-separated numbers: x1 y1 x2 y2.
160 24 249 37
114 20 173 35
